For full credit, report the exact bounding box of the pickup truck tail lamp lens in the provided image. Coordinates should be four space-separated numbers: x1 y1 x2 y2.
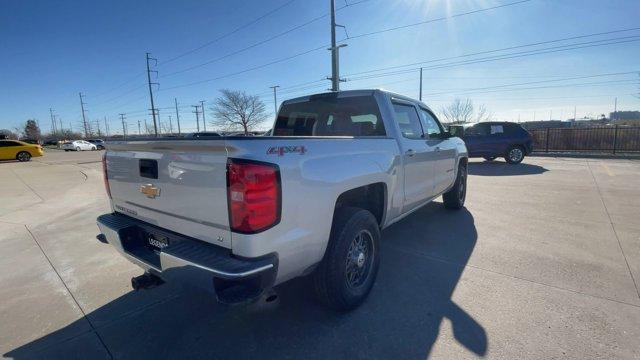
102 153 112 199
227 159 281 233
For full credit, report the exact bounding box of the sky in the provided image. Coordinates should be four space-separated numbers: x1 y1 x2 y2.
1 0 639 135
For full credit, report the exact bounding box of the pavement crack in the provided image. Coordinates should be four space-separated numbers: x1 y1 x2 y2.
10 169 44 202
586 160 640 301
23 225 114 359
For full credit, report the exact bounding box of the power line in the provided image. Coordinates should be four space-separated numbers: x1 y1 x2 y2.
160 0 371 78
348 0 532 41
269 31 640 97
155 0 544 92
160 0 299 66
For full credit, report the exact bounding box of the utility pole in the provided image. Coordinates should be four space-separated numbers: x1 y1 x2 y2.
328 0 346 91
104 117 109 137
192 105 201 132
269 85 280 116
95 119 101 137
168 115 173 134
146 52 159 136
69 122 73 133
174 98 181 135
138 119 141 135
59 118 63 133
613 97 617 122
49 108 57 134
119 113 127 140
200 101 207 131
79 93 88 137
156 109 161 135
419 68 423 101
573 106 577 121
549 110 552 121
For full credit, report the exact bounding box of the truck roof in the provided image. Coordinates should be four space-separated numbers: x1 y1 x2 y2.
282 88 436 114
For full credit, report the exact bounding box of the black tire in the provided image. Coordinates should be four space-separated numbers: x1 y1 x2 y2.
16 151 31 162
76 147 81 151
443 161 467 210
483 156 497 161
505 145 525 164
314 207 380 311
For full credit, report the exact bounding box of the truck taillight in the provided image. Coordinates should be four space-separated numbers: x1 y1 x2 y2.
102 153 111 198
227 159 281 233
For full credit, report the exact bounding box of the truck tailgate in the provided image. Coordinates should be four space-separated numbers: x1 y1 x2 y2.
105 140 231 249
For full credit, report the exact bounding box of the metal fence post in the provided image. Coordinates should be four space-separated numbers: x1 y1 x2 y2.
545 128 550 153
612 125 618 154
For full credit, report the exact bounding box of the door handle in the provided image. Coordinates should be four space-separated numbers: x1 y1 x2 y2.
405 149 416 157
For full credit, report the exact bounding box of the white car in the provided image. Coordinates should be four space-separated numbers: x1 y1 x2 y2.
62 140 97 151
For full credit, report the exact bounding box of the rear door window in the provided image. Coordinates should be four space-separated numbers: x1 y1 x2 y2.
273 95 385 137
490 124 504 135
418 108 443 139
392 102 423 139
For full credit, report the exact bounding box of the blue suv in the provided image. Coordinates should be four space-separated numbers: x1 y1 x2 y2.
450 122 533 164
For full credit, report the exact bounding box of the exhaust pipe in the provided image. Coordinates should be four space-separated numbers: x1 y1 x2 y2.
131 272 164 291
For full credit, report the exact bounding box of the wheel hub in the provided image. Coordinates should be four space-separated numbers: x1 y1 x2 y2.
356 252 365 268
345 230 374 289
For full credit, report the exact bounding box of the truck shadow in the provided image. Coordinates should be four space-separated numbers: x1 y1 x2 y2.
5 203 485 359
468 160 547 176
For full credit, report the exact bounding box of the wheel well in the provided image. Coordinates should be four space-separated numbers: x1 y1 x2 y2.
334 183 386 226
459 157 468 168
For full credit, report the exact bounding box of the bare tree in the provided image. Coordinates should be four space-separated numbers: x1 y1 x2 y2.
211 89 268 135
440 98 492 124
0 129 18 139
475 104 493 122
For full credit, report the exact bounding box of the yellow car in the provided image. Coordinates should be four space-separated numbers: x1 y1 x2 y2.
0 140 44 162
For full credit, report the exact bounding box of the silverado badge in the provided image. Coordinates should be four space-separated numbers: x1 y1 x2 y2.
140 184 160 198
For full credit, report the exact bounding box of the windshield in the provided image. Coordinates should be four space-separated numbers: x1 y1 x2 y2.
273 95 385 137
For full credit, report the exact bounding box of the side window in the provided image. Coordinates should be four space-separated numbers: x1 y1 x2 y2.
465 124 489 136
392 102 423 140
489 124 504 136
0 141 9 147
419 108 443 139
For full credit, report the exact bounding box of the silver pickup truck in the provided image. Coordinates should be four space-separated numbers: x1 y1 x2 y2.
97 89 468 311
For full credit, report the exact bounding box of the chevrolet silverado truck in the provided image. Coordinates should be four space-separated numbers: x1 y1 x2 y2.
96 89 468 311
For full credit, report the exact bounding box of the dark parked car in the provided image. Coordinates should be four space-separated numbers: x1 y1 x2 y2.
87 139 106 150
450 122 533 164
188 132 222 138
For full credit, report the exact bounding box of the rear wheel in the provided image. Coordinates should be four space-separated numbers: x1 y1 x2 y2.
314 207 380 311
505 145 525 164
443 161 467 210
16 151 31 162
76 146 81 151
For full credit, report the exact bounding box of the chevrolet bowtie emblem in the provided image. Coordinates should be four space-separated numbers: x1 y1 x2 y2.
140 184 160 198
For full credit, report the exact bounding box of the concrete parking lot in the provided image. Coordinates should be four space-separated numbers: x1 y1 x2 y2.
1 150 639 359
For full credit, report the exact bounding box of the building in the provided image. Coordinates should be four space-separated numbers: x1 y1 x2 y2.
610 111 640 122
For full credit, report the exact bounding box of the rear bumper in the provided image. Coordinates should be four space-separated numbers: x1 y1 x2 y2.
97 213 278 302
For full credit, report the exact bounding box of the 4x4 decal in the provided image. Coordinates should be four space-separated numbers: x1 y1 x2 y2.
267 145 307 156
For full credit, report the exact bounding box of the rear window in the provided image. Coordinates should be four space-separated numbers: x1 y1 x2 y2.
273 95 386 137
